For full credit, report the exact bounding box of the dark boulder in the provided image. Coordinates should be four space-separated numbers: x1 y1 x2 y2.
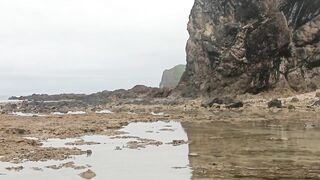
226 101 244 109
268 99 282 108
291 97 300 103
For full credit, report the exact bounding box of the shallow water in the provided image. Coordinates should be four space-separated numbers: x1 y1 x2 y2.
0 121 191 180
183 120 320 179
1 120 320 179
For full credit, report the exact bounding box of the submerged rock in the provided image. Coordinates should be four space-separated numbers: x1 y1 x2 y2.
5 166 24 172
79 169 96 179
177 0 320 97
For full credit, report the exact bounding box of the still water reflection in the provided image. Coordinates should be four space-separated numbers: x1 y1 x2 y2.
1 120 320 179
183 120 320 179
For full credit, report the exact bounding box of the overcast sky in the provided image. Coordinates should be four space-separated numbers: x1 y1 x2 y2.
0 0 194 97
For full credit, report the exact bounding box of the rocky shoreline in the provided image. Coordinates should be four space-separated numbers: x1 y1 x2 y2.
0 89 319 161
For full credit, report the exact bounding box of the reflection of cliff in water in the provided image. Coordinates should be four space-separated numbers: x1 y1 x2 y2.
182 120 320 179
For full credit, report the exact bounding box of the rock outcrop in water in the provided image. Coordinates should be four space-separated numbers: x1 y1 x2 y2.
159 65 186 88
178 0 320 97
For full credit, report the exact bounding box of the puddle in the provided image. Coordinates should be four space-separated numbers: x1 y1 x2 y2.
66 111 87 115
51 112 66 116
95 110 113 114
0 121 191 180
10 112 47 117
150 112 165 116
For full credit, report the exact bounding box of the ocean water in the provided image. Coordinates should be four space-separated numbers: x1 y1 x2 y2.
0 95 9 101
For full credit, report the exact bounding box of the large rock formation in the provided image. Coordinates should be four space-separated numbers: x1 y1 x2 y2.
159 65 186 88
178 0 320 97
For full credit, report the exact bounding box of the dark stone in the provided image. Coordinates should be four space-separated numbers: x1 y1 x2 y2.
201 97 240 108
268 99 282 108
291 97 300 103
288 105 296 110
226 101 244 109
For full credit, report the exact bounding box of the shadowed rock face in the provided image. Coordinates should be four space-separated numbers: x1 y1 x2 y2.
178 0 320 97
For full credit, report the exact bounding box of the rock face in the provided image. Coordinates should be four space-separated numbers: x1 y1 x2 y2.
159 65 186 88
178 0 320 97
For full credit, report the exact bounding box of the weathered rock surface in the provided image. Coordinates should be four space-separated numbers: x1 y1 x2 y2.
178 0 320 97
160 64 186 88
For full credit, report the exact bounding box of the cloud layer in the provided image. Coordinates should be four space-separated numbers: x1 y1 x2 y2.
0 0 193 96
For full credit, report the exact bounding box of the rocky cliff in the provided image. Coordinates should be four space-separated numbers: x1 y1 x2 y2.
159 65 185 88
178 0 320 97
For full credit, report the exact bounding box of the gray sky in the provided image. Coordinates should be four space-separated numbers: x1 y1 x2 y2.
0 0 194 96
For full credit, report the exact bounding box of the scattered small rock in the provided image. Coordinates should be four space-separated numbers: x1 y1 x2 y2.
126 138 163 149
65 140 100 146
86 150 92 157
159 128 174 132
201 97 234 108
167 140 188 146
188 153 199 157
79 169 96 179
30 167 43 171
172 166 187 169
46 162 86 170
287 105 295 110
6 166 24 172
290 97 299 103
5 128 29 135
226 101 244 109
268 99 282 108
